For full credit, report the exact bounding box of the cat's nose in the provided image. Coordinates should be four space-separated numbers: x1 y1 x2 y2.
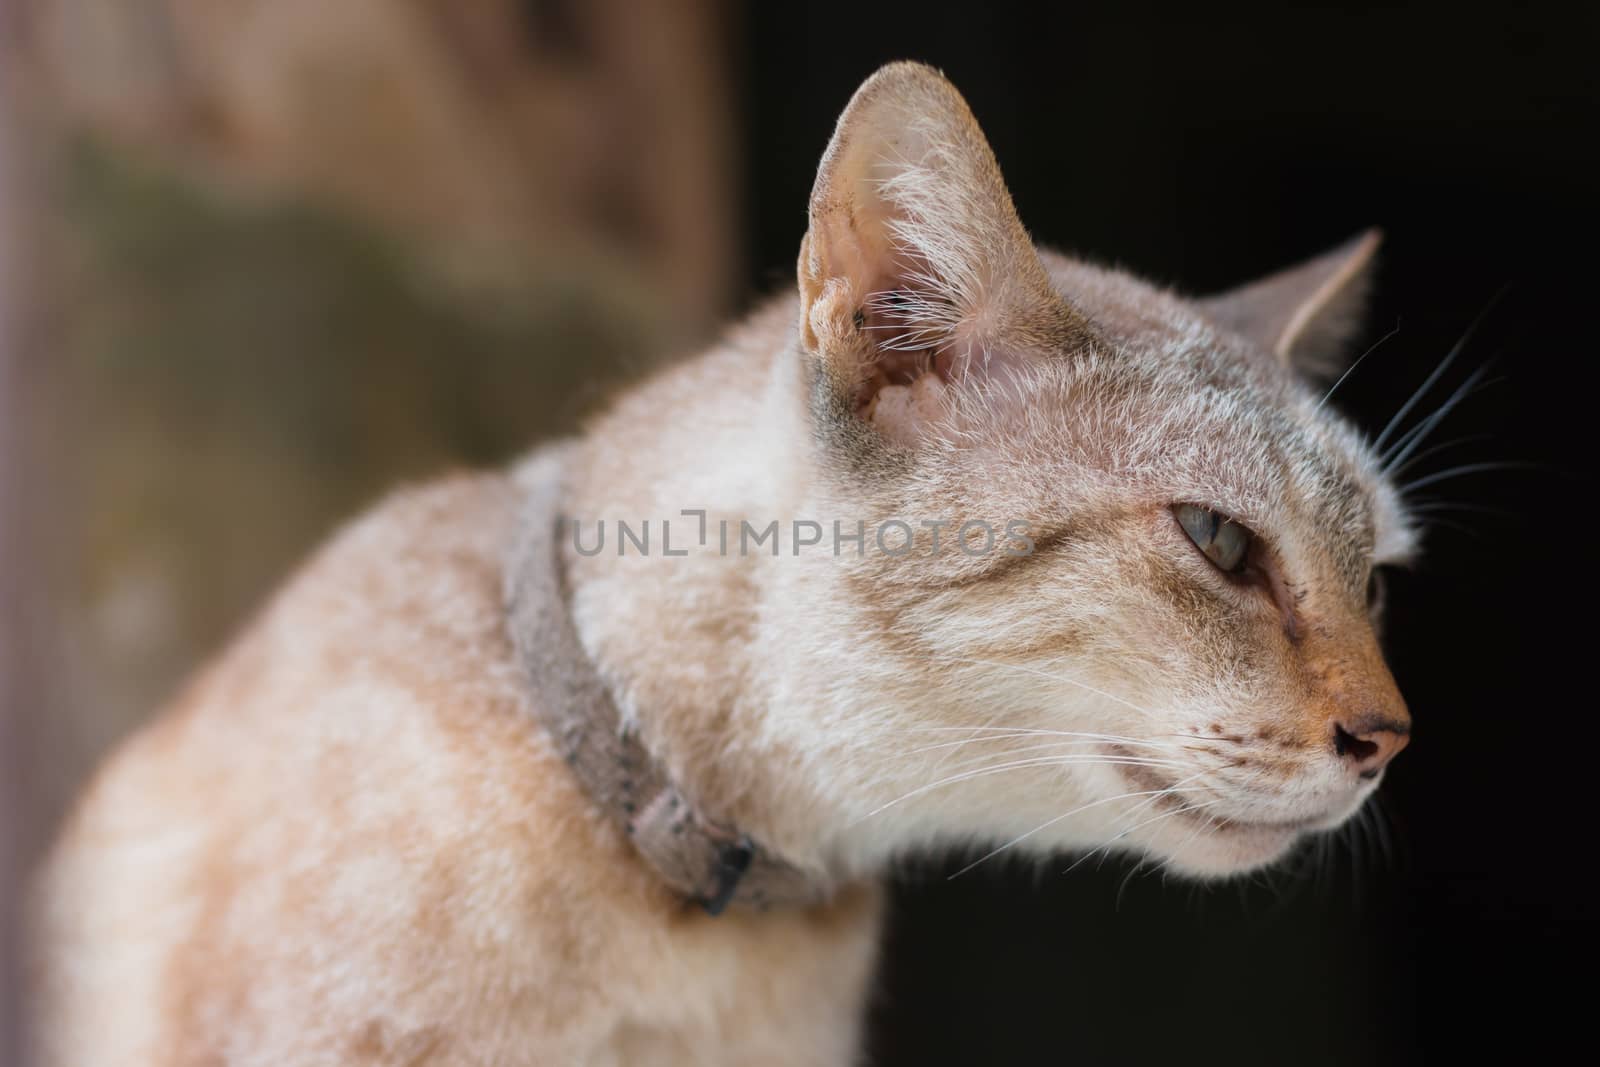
1330 715 1410 779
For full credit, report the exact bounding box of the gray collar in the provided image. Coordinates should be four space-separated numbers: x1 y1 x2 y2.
503 448 827 915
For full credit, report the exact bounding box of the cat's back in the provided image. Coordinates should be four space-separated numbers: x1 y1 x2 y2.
29 472 598 1061
32 472 563 1062
31 466 881 1066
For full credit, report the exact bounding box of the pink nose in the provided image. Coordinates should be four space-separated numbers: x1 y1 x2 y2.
1331 716 1410 779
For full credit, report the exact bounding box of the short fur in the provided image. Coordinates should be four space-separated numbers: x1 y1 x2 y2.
31 63 1415 1065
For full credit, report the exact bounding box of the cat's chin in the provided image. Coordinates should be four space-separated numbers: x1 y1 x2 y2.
1144 791 1374 877
1148 816 1308 878
1100 753 1370 878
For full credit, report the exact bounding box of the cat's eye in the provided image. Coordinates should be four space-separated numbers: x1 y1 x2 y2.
1174 503 1254 575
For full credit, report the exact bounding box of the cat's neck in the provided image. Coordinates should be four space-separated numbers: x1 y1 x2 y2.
554 300 856 876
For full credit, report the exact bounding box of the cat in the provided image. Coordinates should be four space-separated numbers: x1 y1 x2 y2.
29 62 1414 1065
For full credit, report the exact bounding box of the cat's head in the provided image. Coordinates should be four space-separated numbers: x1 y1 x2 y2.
794 63 1414 877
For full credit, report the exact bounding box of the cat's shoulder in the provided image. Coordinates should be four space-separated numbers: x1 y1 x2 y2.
29 468 671 1060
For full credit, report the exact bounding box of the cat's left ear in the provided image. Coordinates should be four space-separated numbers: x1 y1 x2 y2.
797 62 1086 444
1200 230 1382 379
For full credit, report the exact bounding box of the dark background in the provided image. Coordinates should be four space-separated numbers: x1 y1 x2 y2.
736 3 1596 1064
4 2 1593 1064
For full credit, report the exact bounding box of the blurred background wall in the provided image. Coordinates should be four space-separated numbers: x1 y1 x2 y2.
3 0 738 864
3 2 1596 1065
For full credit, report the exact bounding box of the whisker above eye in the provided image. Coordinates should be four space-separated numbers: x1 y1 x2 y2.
1315 320 1402 413
1399 459 1542 495
1381 361 1500 474
1373 285 1507 454
1388 432 1494 478
1410 514 1483 540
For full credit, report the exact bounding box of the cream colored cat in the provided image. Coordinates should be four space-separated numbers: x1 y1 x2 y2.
30 63 1413 1066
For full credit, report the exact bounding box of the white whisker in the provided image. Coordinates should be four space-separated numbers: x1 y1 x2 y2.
1316 320 1401 413
1400 460 1540 495
1062 800 1223 876
946 770 1213 880
934 741 1187 776
1382 361 1497 473
906 729 1186 756
943 656 1165 721
1373 286 1506 453
851 754 1194 825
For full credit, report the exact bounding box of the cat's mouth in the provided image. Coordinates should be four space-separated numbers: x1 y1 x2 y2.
1109 751 1325 839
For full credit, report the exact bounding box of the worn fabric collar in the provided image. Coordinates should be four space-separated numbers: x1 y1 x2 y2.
503 448 826 915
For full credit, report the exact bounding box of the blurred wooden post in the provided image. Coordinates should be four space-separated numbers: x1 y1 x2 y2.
10 0 739 325
2 23 30 1060
1 0 742 879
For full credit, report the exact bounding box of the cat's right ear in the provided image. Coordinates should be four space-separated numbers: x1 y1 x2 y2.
1200 230 1382 380
797 62 1084 445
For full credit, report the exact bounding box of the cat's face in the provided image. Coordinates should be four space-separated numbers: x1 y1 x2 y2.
797 64 1414 877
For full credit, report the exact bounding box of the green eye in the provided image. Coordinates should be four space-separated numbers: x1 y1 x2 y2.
1174 503 1253 574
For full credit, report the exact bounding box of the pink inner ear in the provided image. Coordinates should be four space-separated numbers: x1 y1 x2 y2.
856 281 1038 444
859 285 946 388
859 280 1032 401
